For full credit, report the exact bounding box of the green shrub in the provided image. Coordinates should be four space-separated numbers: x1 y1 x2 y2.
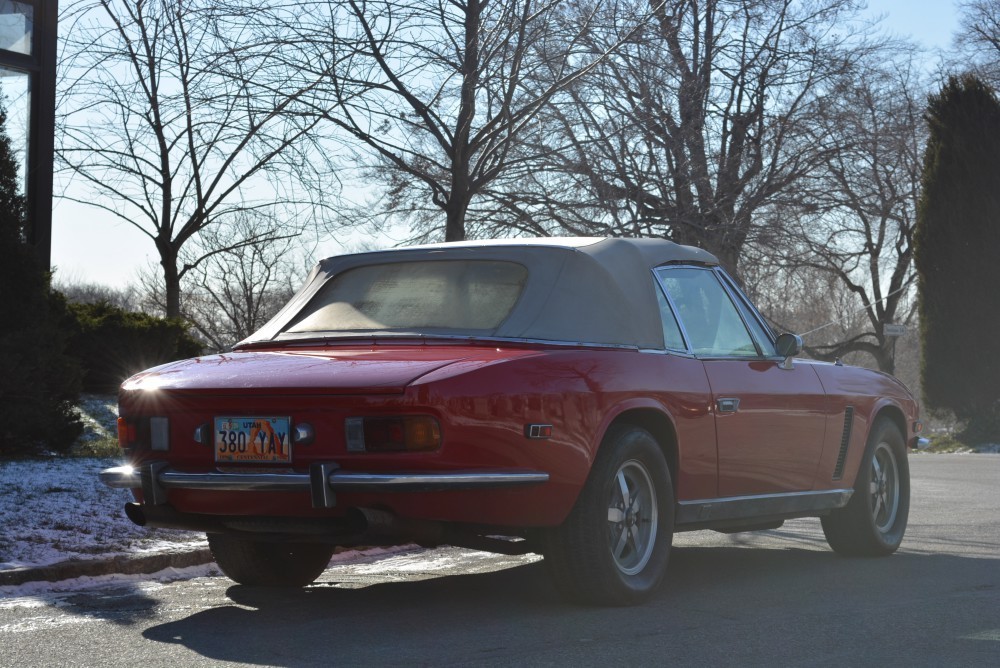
0 104 83 457
921 434 973 454
0 270 85 457
69 302 204 393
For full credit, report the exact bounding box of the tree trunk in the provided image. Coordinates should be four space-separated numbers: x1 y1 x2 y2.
710 243 741 283
442 0 480 244
444 195 469 242
673 222 743 281
160 249 182 319
876 342 895 375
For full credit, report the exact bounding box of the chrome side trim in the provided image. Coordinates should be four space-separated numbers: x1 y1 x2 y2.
676 488 853 526
638 348 697 358
268 333 640 350
100 465 550 502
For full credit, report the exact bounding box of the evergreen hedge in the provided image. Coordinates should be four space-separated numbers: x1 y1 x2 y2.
68 302 203 393
915 75 1000 442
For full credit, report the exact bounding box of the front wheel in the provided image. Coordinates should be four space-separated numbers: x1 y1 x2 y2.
822 417 910 556
543 425 674 605
208 534 335 587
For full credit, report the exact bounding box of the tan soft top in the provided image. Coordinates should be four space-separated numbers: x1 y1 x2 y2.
239 237 719 349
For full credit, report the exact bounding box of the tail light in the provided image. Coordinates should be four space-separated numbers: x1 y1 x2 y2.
117 417 137 448
345 416 441 453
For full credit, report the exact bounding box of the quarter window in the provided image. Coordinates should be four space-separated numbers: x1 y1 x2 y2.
653 279 687 350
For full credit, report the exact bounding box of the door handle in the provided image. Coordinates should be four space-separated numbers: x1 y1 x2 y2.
716 398 740 414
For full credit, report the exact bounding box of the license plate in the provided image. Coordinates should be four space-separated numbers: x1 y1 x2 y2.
214 416 292 464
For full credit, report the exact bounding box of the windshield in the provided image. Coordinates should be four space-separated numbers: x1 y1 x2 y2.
284 260 528 335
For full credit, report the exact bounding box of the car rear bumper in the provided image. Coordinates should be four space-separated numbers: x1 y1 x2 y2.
100 462 550 509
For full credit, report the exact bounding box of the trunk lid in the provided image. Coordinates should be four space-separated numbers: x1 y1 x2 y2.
121 344 536 395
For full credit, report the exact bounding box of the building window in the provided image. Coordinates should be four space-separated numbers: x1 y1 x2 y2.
0 0 53 266
0 0 54 265
0 1 33 56
0 65 29 192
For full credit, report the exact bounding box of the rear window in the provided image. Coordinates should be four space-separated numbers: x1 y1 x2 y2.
285 260 528 334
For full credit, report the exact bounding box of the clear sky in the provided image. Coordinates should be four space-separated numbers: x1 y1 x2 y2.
866 0 960 50
48 0 964 290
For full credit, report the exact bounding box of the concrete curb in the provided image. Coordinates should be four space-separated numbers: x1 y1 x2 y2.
0 548 214 587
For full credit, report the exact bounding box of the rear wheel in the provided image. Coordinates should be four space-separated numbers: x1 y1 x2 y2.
822 417 910 556
208 534 335 587
543 425 674 605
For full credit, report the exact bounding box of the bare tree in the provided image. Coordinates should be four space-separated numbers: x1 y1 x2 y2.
57 0 340 318
181 215 302 350
535 0 876 275
284 0 652 242
54 278 141 312
953 0 1000 87
751 52 926 374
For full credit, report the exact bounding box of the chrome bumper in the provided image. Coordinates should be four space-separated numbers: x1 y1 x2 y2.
100 463 549 509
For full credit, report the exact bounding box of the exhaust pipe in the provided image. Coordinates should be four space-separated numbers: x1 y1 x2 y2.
123 502 227 533
350 508 535 554
123 502 146 526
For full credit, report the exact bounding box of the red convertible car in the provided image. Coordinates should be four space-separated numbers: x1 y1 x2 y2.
101 237 919 604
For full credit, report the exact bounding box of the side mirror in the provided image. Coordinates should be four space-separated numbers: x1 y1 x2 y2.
775 333 802 370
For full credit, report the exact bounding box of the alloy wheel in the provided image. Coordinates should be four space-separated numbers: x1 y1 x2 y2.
869 441 900 533
606 459 658 576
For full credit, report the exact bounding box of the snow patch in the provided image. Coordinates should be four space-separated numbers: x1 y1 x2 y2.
71 394 119 443
0 457 203 570
0 563 221 601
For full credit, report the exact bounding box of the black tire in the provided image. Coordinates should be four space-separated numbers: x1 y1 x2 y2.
208 534 335 587
543 425 674 605
822 417 910 556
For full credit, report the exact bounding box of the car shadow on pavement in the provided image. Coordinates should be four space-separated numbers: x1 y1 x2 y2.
59 585 163 627
139 544 1000 667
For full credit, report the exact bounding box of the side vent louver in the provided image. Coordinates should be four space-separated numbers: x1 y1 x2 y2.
833 406 854 480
